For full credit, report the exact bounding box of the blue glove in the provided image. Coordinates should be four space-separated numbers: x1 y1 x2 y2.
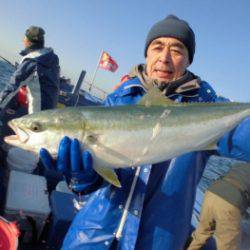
218 117 250 162
39 136 98 193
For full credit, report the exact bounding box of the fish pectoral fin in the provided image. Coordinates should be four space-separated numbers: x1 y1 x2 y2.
138 87 174 107
93 166 121 188
204 141 218 150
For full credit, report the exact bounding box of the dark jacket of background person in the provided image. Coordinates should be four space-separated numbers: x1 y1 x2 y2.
0 26 60 113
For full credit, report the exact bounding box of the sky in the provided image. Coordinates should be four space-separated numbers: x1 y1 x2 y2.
0 0 250 101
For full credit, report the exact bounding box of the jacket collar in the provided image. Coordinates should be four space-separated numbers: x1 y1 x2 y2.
127 64 201 97
20 44 44 56
19 47 52 64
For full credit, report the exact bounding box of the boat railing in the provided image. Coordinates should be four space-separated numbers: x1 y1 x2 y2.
81 80 108 101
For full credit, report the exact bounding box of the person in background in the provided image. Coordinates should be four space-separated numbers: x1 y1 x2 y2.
40 15 250 250
187 162 250 250
0 25 60 113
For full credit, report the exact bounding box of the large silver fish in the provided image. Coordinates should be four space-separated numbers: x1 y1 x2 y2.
4 89 250 187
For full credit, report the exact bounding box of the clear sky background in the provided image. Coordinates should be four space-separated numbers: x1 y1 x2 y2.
0 0 249 101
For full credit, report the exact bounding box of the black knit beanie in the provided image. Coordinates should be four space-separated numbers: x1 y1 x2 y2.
144 15 195 63
25 26 45 44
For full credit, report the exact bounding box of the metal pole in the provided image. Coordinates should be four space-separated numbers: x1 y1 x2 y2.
115 166 141 240
72 70 86 106
88 49 104 92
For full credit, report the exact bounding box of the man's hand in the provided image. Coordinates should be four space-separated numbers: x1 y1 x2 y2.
39 136 98 193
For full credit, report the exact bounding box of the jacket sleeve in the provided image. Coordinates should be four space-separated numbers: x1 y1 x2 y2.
104 96 113 107
0 59 36 105
217 117 250 162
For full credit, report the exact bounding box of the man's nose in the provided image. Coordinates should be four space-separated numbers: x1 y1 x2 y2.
159 47 171 63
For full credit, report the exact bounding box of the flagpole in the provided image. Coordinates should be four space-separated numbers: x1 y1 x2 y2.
89 49 104 92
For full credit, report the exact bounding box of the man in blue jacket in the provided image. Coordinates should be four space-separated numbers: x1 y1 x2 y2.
40 15 250 250
0 26 60 113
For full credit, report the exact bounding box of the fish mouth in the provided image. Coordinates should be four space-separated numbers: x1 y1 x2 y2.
4 121 29 144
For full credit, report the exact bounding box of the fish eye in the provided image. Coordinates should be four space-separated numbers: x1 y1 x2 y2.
86 134 98 144
30 122 42 132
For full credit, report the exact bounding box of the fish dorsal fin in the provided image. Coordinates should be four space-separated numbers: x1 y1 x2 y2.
93 165 121 188
138 87 174 107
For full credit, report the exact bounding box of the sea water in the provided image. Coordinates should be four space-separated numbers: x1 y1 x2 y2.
0 60 14 91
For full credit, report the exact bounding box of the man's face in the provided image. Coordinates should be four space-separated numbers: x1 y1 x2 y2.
23 36 32 48
146 37 190 83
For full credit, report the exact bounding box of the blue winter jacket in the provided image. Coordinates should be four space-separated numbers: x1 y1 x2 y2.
0 46 60 113
62 77 250 250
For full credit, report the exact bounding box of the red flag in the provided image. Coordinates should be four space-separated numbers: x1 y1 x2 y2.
99 51 118 72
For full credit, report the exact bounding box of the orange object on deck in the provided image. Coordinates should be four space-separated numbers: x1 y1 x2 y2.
113 75 131 90
0 216 19 250
17 86 28 107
